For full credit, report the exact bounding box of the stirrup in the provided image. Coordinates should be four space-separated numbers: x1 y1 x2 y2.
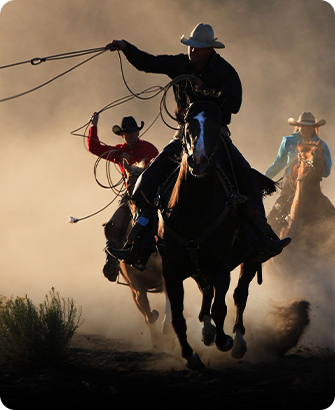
102 261 119 282
106 246 147 271
106 245 131 262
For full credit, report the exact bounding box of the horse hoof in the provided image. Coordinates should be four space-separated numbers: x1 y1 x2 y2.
184 353 205 370
202 323 216 346
216 335 233 352
232 330 247 359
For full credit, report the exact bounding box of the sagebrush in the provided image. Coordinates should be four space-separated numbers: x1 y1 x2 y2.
0 288 83 367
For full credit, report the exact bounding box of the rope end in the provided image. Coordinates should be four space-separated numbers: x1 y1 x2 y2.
68 215 79 224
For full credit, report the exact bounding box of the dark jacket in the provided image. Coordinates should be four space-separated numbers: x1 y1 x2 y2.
122 41 242 125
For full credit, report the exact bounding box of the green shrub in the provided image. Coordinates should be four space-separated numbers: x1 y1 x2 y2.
0 288 83 367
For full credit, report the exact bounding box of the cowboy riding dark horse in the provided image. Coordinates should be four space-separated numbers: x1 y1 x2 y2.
105 23 291 269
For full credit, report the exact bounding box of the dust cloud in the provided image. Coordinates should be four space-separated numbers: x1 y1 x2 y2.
0 0 334 361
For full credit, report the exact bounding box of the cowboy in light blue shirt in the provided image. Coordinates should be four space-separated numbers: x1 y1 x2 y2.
265 112 331 179
266 112 332 230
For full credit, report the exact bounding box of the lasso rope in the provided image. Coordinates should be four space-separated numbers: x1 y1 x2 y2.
68 67 196 224
0 44 194 223
0 47 108 103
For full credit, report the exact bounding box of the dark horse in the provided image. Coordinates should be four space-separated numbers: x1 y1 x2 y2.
156 101 261 369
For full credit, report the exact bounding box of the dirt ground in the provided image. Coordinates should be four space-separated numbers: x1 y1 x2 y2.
0 333 334 410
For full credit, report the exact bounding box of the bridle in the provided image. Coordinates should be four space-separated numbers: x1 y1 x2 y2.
297 146 325 182
158 101 246 273
182 101 222 174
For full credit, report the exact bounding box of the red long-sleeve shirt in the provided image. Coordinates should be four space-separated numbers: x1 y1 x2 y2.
88 126 159 176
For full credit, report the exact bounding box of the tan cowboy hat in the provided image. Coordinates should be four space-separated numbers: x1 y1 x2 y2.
112 116 144 136
288 111 326 127
180 23 225 49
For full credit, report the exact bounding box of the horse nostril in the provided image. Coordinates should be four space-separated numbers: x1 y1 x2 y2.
187 155 195 168
199 154 208 166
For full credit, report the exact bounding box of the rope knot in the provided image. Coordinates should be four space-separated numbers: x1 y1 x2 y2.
30 57 46 65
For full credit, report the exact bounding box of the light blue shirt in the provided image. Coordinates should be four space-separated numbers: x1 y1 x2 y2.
265 132 332 179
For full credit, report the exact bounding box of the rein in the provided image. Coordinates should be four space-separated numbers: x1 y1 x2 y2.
297 151 324 182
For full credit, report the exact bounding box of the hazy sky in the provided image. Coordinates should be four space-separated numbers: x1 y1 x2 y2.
0 0 334 350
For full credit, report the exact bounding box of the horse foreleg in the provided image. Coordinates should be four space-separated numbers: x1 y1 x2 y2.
131 287 159 325
161 287 173 335
232 259 258 359
165 275 204 370
194 277 216 346
211 271 233 352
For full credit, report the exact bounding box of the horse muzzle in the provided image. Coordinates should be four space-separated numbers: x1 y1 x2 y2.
187 154 210 176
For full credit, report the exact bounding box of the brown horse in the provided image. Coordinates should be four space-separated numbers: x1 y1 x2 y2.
268 141 335 277
280 141 335 246
117 161 173 346
156 101 261 369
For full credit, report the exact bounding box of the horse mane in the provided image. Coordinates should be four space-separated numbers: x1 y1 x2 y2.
167 153 188 209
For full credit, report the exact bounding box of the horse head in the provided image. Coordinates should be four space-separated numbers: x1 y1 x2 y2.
296 140 325 183
183 101 222 176
283 140 327 238
122 159 147 195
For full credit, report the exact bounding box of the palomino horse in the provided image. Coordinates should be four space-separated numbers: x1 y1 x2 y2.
117 161 173 345
156 101 261 369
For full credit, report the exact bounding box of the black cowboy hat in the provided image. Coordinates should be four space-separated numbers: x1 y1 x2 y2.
112 116 144 135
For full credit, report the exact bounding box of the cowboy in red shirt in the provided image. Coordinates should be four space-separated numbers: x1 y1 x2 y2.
88 113 159 281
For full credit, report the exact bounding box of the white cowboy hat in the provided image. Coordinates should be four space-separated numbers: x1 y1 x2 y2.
288 111 326 127
180 23 225 49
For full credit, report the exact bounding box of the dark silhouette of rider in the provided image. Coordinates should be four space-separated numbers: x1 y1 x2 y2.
105 23 291 270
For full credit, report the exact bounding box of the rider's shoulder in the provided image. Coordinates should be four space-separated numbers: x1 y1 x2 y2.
282 133 299 144
139 139 158 151
319 138 330 151
139 139 155 146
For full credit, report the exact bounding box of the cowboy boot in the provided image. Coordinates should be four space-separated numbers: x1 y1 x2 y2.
106 206 156 271
242 202 291 263
107 141 182 270
102 222 122 281
103 240 120 282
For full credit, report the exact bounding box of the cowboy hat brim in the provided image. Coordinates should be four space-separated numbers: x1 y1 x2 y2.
112 121 144 136
288 117 326 127
180 35 225 49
